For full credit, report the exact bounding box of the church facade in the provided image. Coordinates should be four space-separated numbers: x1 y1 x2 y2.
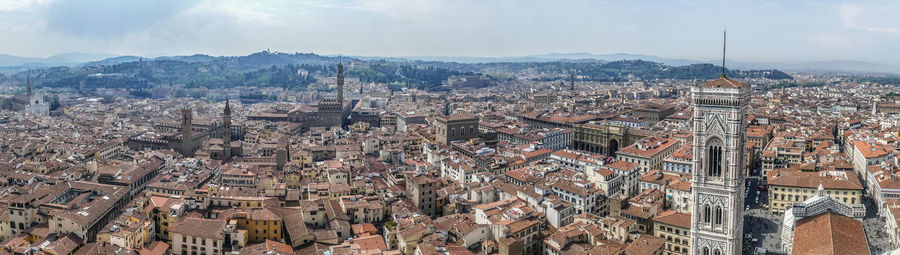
208 99 242 161
2 77 49 115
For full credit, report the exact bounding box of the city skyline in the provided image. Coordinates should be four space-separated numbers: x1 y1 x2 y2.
1 0 900 65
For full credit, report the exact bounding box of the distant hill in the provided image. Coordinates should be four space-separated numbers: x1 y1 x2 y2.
2 51 897 74
0 52 117 67
369 53 899 74
0 51 474 93
2 51 795 91
727 60 899 74
0 51 795 96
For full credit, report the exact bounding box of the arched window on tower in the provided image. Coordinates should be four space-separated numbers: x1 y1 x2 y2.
703 205 711 224
715 206 723 226
707 138 724 178
702 247 710 255
714 249 722 255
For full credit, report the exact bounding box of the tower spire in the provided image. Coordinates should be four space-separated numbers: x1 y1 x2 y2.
224 96 231 115
722 30 727 77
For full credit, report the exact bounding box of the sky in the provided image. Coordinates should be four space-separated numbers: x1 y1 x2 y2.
1 0 900 64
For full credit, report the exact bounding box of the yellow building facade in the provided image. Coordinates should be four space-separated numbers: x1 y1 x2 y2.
228 208 283 244
766 170 863 214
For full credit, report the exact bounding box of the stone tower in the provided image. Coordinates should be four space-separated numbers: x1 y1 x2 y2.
689 74 749 255
181 108 194 157
569 71 575 91
223 98 232 161
337 62 344 104
26 76 31 97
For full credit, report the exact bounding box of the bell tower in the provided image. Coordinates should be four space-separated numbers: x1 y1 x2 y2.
337 62 344 104
26 75 32 97
181 108 194 157
569 71 575 91
690 31 749 255
223 98 232 161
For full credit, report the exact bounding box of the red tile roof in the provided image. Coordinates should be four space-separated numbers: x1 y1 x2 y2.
653 210 691 228
792 212 870 255
767 169 863 190
700 75 746 88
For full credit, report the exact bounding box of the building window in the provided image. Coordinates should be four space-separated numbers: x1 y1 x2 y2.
706 138 724 178
714 206 723 226
703 205 711 223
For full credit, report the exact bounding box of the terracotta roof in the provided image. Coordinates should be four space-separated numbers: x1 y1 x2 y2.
354 234 388 251
352 223 379 236
525 148 554 159
669 142 693 161
437 114 478 122
139 241 169 255
616 137 679 158
855 141 892 158
700 75 746 88
603 160 640 172
653 210 691 228
169 217 226 240
588 241 627 255
506 219 540 234
239 240 293 255
625 235 666 254
792 212 870 255
767 169 863 190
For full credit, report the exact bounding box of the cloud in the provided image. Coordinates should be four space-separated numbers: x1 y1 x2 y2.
809 33 863 51
349 0 444 18
195 0 280 25
44 0 201 38
0 0 51 12
840 3 900 36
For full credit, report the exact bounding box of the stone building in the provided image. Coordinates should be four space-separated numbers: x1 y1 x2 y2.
287 63 358 130
434 114 479 145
